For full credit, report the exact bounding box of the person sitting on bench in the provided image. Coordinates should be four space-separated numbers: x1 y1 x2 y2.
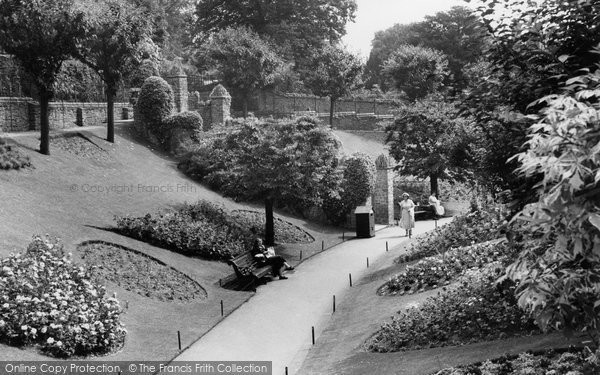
428 194 445 217
252 238 294 280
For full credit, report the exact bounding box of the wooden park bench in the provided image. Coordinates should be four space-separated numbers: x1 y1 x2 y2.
227 251 273 291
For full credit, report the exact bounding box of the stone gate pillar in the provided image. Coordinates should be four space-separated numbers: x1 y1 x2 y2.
373 154 395 225
209 84 231 127
168 73 188 113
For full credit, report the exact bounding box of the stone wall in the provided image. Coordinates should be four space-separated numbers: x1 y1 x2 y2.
257 90 400 116
316 113 394 131
0 98 132 132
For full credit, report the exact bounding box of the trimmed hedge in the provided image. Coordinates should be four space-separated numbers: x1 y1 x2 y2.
135 76 173 143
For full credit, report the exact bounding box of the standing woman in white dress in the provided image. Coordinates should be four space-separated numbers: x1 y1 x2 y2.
398 192 415 238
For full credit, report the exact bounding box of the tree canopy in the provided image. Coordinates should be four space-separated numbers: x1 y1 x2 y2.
77 0 153 142
0 0 86 155
195 27 286 116
193 0 356 69
366 6 485 92
303 44 363 124
382 45 448 102
385 96 474 196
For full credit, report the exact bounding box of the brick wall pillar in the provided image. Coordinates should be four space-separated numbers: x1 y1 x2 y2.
373 154 395 225
209 84 231 128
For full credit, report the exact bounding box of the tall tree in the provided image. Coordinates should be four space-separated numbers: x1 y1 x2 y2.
366 6 485 92
181 117 342 246
382 45 448 102
303 44 363 125
464 0 600 206
0 0 85 155
77 0 152 143
385 96 474 196
193 0 356 69
196 27 285 117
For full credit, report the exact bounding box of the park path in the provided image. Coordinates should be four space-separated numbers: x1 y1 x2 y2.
174 219 451 375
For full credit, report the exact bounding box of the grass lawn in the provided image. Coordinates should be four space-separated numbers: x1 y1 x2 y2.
0 124 346 361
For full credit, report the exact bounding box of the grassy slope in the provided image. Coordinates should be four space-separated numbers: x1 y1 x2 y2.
0 125 346 361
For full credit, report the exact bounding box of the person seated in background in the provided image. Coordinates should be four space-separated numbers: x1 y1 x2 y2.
428 194 445 217
251 238 294 280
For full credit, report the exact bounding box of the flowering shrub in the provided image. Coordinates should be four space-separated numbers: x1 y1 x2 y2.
380 240 514 296
0 138 31 170
230 210 314 244
397 205 507 264
366 264 538 352
115 201 252 261
0 236 126 357
433 349 600 375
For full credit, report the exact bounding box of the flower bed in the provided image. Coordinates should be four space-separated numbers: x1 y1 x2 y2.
379 240 514 296
79 241 207 303
397 206 507 264
0 236 126 358
432 349 599 375
230 210 314 244
365 264 538 352
0 138 31 170
115 202 315 261
115 201 250 261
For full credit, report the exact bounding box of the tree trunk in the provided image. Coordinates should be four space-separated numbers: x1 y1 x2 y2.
430 174 439 198
329 97 335 126
106 83 116 143
265 197 275 246
39 89 51 155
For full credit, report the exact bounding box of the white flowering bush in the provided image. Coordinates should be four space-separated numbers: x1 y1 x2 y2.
0 236 126 357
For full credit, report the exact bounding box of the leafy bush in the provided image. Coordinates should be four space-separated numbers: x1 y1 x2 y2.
0 236 126 358
0 138 31 170
365 264 538 352
323 153 375 224
380 240 514 296
397 205 507 263
165 111 203 132
433 349 600 375
115 201 253 261
129 58 159 88
135 76 173 142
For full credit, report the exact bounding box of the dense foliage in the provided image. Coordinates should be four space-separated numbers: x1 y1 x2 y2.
386 97 475 196
178 116 341 245
0 138 31 170
165 111 203 132
366 264 538 352
381 240 513 296
193 0 356 70
135 76 174 143
382 45 448 101
0 0 86 155
303 44 363 124
115 201 251 261
0 236 126 357
434 350 600 375
398 205 507 263
322 153 375 224
195 27 285 116
506 59 600 345
366 6 485 92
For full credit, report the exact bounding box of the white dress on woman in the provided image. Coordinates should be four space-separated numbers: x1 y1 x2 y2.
399 199 415 229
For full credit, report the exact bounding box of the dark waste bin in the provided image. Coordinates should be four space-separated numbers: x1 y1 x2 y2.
355 206 375 238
